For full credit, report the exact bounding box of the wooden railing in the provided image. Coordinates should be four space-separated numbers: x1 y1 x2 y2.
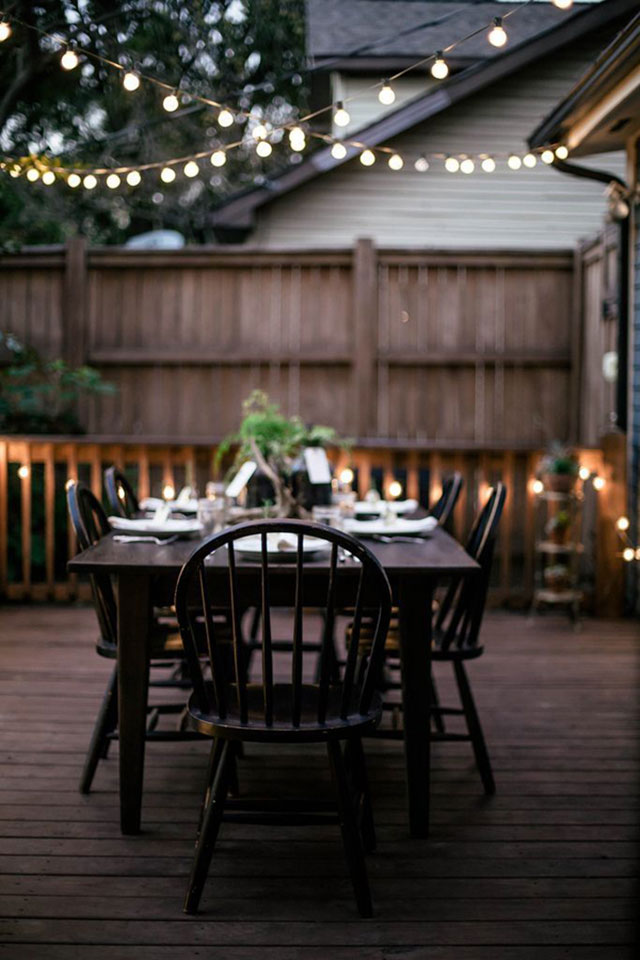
0 436 622 611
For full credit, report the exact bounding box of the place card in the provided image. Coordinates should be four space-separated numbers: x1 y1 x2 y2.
225 460 257 499
304 447 332 484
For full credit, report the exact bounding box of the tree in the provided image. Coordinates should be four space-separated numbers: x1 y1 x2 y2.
0 0 308 245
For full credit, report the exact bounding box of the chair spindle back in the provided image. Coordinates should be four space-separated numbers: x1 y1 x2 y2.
104 466 140 519
67 481 117 649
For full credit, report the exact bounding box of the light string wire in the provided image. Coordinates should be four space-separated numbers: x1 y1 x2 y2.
0 1 564 183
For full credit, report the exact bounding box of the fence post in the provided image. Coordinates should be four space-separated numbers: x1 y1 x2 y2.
63 234 88 367
352 238 377 439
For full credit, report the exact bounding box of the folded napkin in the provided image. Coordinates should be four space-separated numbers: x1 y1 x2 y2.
354 498 419 515
344 515 437 536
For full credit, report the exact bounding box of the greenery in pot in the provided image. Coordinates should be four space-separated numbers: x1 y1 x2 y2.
543 563 571 592
0 331 115 434
216 390 347 517
537 442 579 492
545 510 571 544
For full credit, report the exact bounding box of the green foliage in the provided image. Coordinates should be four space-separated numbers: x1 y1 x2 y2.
546 510 571 533
0 1 308 245
0 330 115 433
538 442 579 476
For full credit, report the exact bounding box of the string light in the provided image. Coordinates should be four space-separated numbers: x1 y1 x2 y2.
541 149 555 164
17 465 30 479
61 47 79 70
9 165 21 178
162 92 179 112
83 174 97 189
481 156 496 173
360 149 375 166
445 156 460 173
252 123 268 140
339 467 354 486
593 475 605 491
288 126 306 151
460 157 474 174
578 465 590 481
488 17 507 48
507 154 522 170
551 0 573 8
523 153 537 168
160 166 176 183
210 150 226 167
378 81 396 105
122 71 140 92
622 546 635 562
126 170 141 186
334 102 350 127
555 145 569 160
25 168 40 182
431 53 449 80
67 173 81 188
616 516 630 532
414 156 429 172
106 173 121 189
388 153 403 170
217 108 234 127
183 160 199 178
41 170 55 185
163 484 176 501
0 20 11 42
331 142 347 160
531 479 544 495
388 480 403 499
256 140 272 157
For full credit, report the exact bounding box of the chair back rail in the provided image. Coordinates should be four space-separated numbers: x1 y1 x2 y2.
174 520 392 731
104 466 140 519
429 472 463 526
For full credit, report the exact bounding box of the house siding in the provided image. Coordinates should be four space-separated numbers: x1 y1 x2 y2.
248 38 625 250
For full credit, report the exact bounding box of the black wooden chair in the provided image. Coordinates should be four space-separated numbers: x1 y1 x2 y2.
67 481 204 795
104 466 140 518
174 519 392 917
428 471 463 526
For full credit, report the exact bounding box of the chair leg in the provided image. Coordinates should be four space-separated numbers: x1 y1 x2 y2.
196 738 225 839
346 737 376 853
327 739 374 918
454 660 495 795
79 666 118 794
184 739 233 914
430 667 445 734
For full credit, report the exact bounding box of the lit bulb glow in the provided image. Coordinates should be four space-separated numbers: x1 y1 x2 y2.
9 165 21 178
126 170 141 186
183 160 199 178
288 127 306 152
445 156 460 173
160 166 176 183
552 0 573 9
331 142 347 160
61 48 79 70
593 475 605 491
339 467 354 486
162 93 179 112
488 18 507 48
481 157 496 173
334 102 350 127
217 108 234 127
123 71 140 92
83 174 97 190
414 156 429 172
256 140 272 158
210 150 227 167
42 171 56 185
17 465 30 479
67 173 81 188
163 484 176 501
523 153 537 168
555 145 569 160
360 149 375 166
252 123 268 140
106 173 121 189
388 480 403 499
623 547 635 562
388 153 403 170
531 479 544 495
460 158 475 174
578 466 590 481
541 149 555 164
431 55 449 80
0 21 11 42
616 516 630 532
26 168 40 182
507 154 522 170
378 82 396 105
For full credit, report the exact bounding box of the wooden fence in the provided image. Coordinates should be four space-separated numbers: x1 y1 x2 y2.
0 436 619 609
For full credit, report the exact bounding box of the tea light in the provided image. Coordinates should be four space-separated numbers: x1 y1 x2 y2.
162 483 176 500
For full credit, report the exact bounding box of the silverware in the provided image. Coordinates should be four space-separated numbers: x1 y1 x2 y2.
113 534 180 545
368 534 428 544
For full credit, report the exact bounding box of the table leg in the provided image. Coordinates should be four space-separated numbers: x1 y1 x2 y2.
117 572 151 834
397 576 433 838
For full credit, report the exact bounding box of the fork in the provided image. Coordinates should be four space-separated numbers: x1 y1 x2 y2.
113 534 180 545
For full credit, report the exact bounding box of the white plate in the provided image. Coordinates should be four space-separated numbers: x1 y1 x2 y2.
108 516 203 537
234 533 332 561
344 516 437 537
354 499 418 516
139 497 199 515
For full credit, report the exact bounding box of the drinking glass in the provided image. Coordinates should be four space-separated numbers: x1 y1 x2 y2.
198 498 227 537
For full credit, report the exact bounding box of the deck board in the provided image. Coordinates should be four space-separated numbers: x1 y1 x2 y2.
0 606 638 958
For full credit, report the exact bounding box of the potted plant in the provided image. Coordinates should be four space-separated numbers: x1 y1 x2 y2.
537 442 579 493
543 563 571 592
546 509 571 546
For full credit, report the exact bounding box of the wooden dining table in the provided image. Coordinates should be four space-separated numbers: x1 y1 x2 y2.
68 526 478 838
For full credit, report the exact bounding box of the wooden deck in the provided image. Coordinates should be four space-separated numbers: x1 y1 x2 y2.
0 606 638 958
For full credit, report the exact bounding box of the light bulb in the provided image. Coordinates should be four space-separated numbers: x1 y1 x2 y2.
360 149 375 166
444 156 460 173
183 160 199 178
616 516 630 532
163 484 176 501
552 0 573 9
160 166 176 183
488 17 507 48
288 127 306 152
106 173 121 189
331 142 347 160
481 157 496 173
61 48 79 70
83 174 97 190
541 149 555 164
17 465 30 479
388 480 402 499
126 170 141 186
623 547 635 562
252 123 268 140
26 168 40 182
578 465 590 481
42 171 56 185
555 145 569 160
531 479 544 495
339 467 354 486
217 108 234 127
210 150 227 167
460 158 475 174
378 82 395 105
431 53 449 80
388 153 403 170
9 165 21 178
334 102 350 127
593 475 605 491
523 153 537 168
162 93 179 112
0 21 11 42
67 173 81 188
507 154 522 170
256 140 272 158
123 71 140 92
414 156 429 172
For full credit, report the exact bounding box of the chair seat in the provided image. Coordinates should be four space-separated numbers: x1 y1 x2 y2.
187 683 383 743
